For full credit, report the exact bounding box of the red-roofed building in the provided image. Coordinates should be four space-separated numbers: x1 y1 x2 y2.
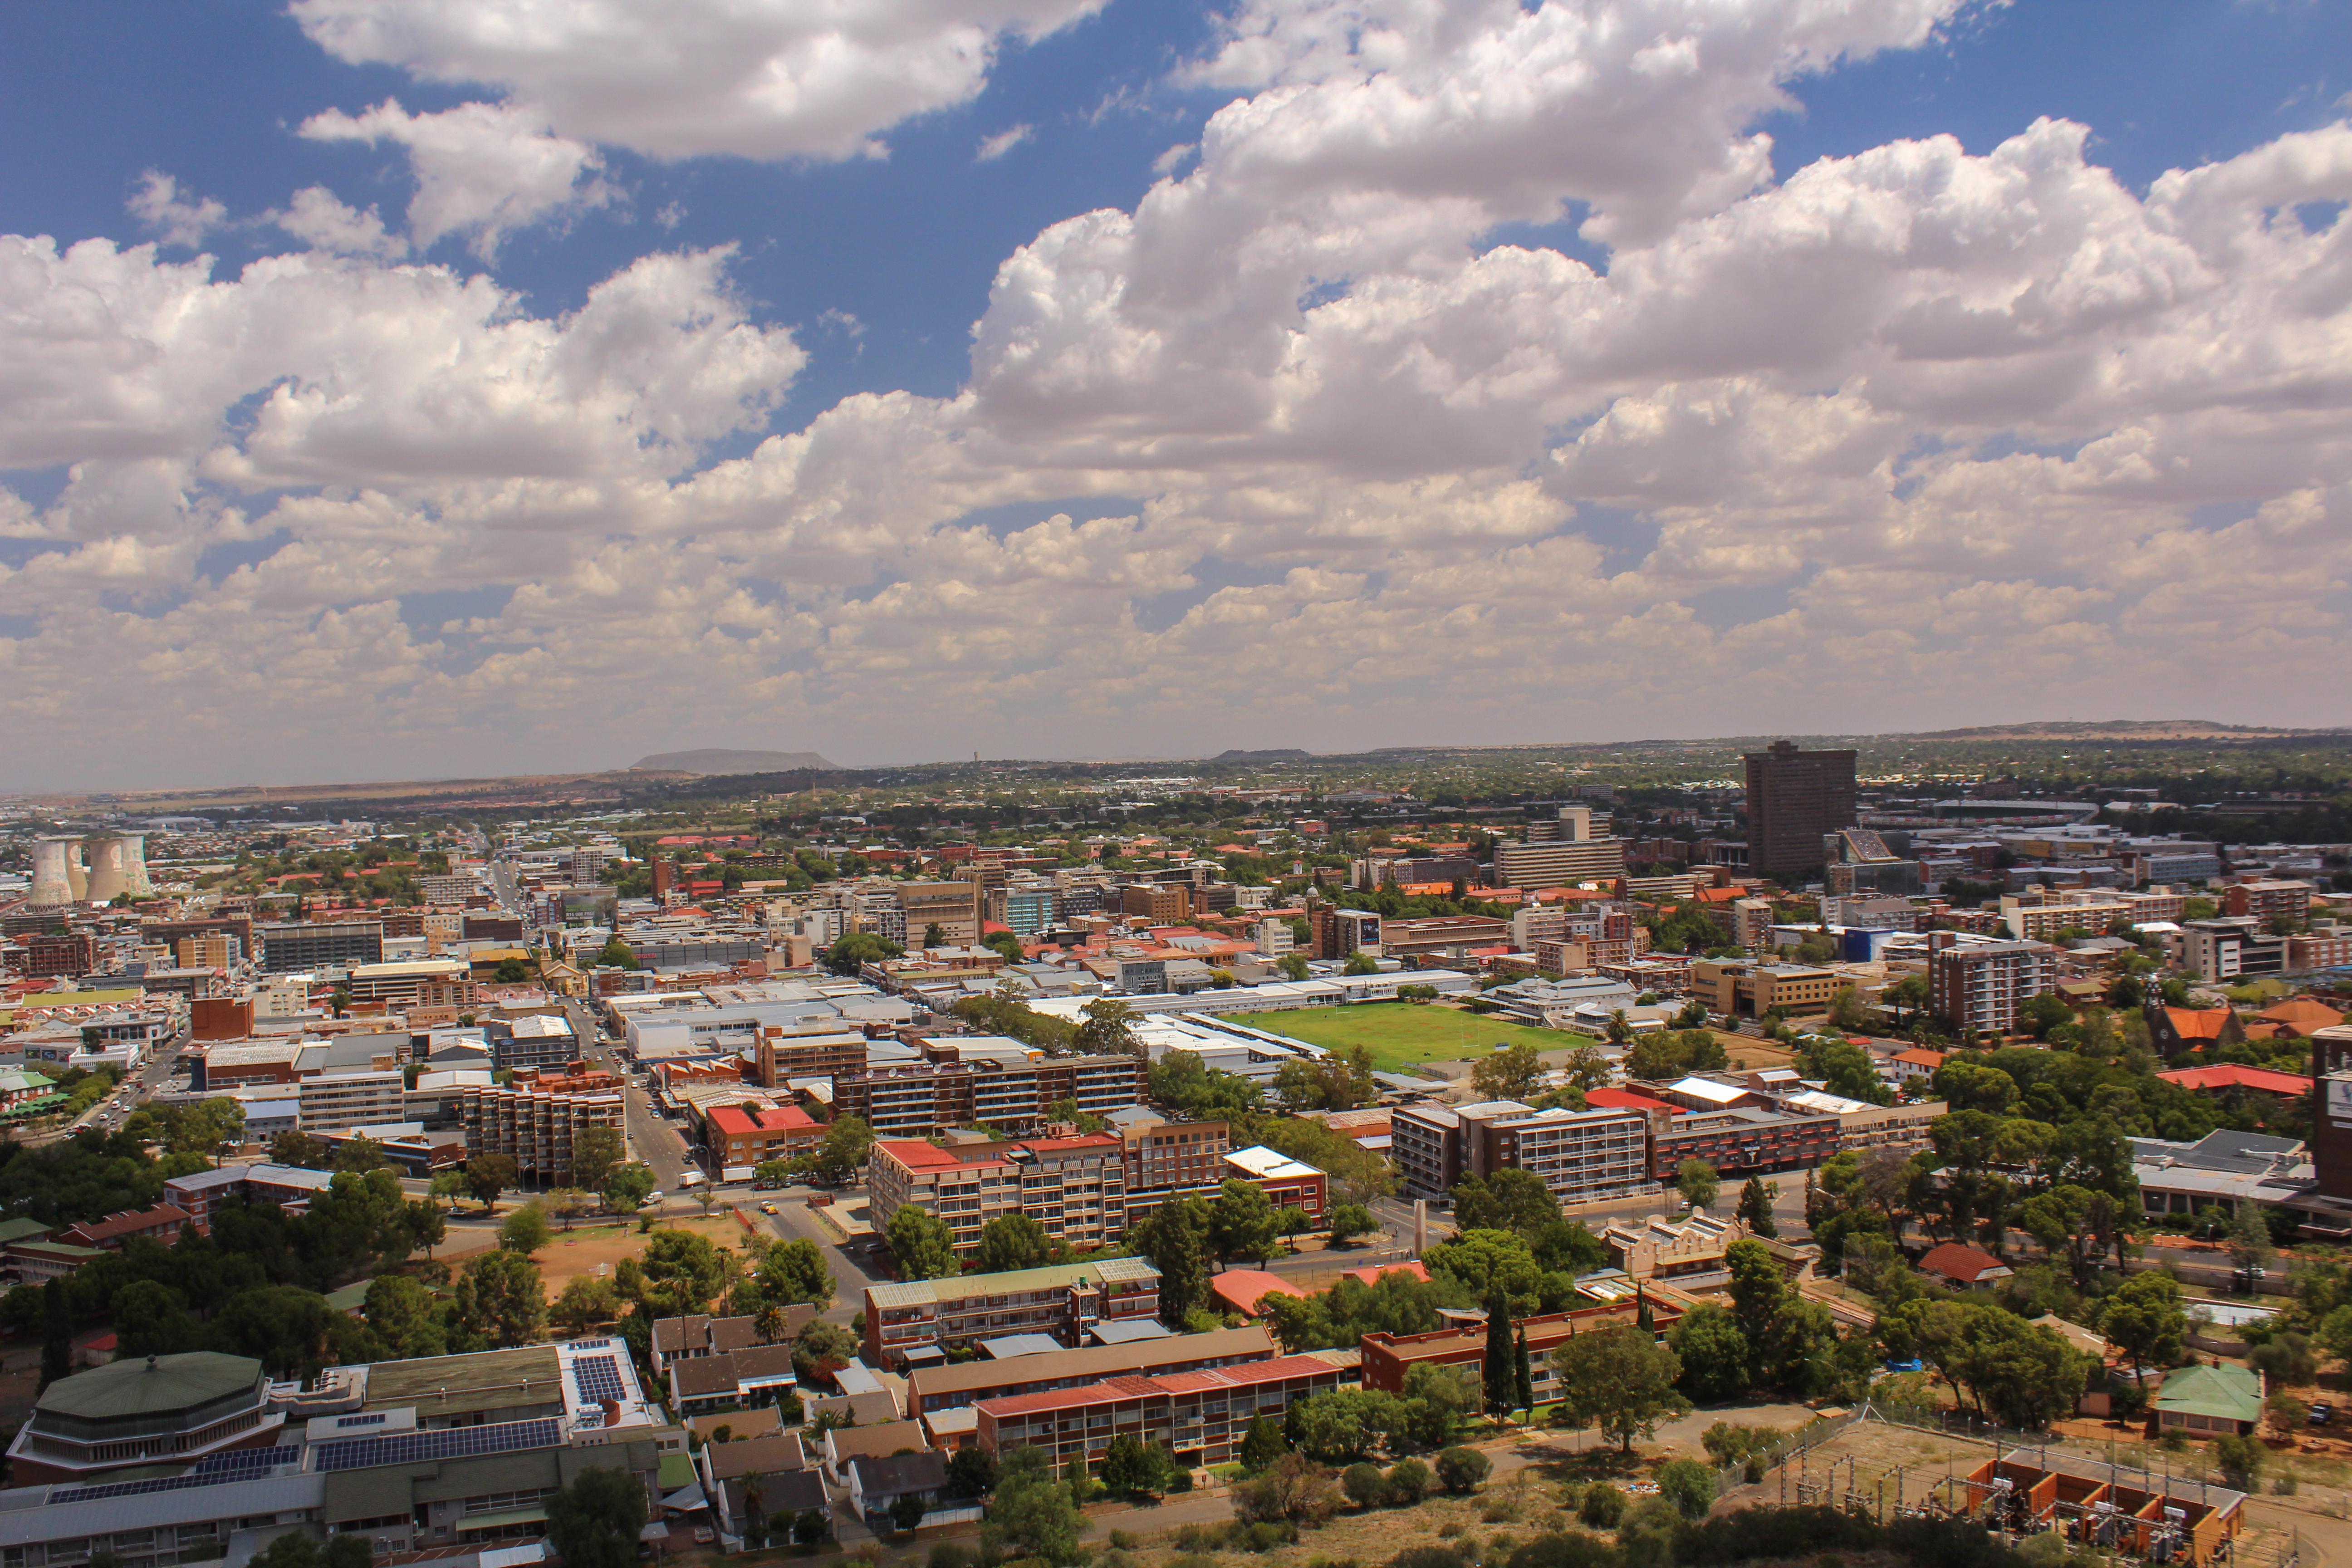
1360 1299 1678 1396
2147 1006 2247 1058
708 1101 823 1175
1587 1088 1678 1116
2157 1065 2315 1099
1917 1242 2012 1287
975 1354 1348 1469
58 1203 193 1252
1341 1260 1430 1289
1210 1269 1304 1318
867 1134 1129 1255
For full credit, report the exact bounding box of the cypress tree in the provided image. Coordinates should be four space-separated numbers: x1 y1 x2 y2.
1513 1323 1534 1416
39 1278 72 1390
1482 1286 1514 1416
1637 1285 1653 1334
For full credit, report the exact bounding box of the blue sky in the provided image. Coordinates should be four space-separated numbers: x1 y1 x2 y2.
4 0 2352 787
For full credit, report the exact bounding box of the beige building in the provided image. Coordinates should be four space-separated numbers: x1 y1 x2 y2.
1686 959 1840 1018
345 958 476 1009
900 882 984 946
459 1080 625 1183
297 1068 407 1132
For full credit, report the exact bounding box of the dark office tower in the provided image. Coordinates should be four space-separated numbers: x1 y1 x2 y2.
1742 740 1857 881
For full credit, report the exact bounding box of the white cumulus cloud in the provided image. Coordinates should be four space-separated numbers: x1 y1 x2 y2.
300 98 610 258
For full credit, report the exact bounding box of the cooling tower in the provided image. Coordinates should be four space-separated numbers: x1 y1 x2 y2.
118 833 153 898
28 838 76 908
85 835 131 903
64 841 87 902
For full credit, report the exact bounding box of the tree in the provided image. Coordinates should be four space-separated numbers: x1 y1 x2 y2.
1563 1045 1614 1090
982 1447 1086 1567
39 1278 70 1389
601 1163 656 1214
1101 1433 1174 1497
1129 1196 1214 1324
1472 1042 1547 1102
756 1238 836 1308
790 1509 829 1546
1386 1456 1434 1505
791 1318 858 1383
1671 1303 1751 1403
1424 1228 1542 1308
457 1250 546 1348
1798 1036 1893 1106
570 1125 626 1196
638 1230 732 1316
552 1275 622 1336
1719 1176 1777 1245
113 1279 196 1358
2229 1202 2276 1275
1075 998 1141 1058
595 939 640 971
1211 1178 1282 1264
1343 1461 1387 1509
798 1116 874 1185
1677 1159 1719 1211
547 1467 649 1568
1452 1169 1562 1238
1483 1287 1515 1416
1435 1446 1490 1494
887 1204 961 1280
945 1445 998 1499
2215 1432 2266 1491
2250 1331 2317 1389
1328 1202 1374 1246
1514 1323 1534 1415
1236 1451 1344 1526
364 1274 448 1358
499 1201 554 1255
975 1213 1065 1274
1656 1458 1715 1521
824 932 903 976
464 1152 519 1214
1550 1323 1690 1452
1239 1414 1289 1474
1344 953 1380 976
271 1130 330 1169
2101 1271 2185 1376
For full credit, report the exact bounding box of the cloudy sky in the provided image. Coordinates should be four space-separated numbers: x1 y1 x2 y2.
4 1 2352 789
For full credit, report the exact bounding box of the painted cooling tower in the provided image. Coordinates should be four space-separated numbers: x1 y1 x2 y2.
29 838 77 908
85 835 132 903
117 834 153 898
64 841 87 902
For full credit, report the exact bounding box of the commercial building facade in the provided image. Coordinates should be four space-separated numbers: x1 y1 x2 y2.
258 921 384 973
863 1256 1163 1368
1927 933 2060 1035
1742 741 1858 880
458 1078 625 1183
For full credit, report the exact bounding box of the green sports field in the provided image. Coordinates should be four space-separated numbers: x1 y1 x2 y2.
1213 1002 1564 1072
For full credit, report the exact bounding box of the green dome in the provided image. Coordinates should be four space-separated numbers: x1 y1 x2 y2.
36 1352 265 1421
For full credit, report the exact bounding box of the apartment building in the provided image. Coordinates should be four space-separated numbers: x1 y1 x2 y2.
867 1134 1129 1254
297 1069 407 1132
176 932 241 969
1222 1145 1328 1223
1647 1104 1840 1180
1121 884 1192 924
830 1054 1146 1138
2000 898 2132 941
2225 880 2316 926
1360 1299 1677 1395
900 882 984 946
751 1026 868 1087
862 1256 1163 1367
1112 1111 1230 1206
1493 833 1627 890
1927 932 2060 1035
2179 918 2285 982
458 1076 625 1183
1376 915 1511 961
1392 1098 1648 1205
974 1355 1348 1469
905 1325 1277 1416
708 1102 823 1176
257 920 384 973
488 1011 577 1070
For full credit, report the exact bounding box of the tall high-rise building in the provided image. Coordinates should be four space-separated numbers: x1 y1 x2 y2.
1742 740 1857 880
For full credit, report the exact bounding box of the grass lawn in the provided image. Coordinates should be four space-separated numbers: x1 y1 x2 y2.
1216 1003 1566 1072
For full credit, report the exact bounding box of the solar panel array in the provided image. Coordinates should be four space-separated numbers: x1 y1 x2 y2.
49 1444 306 1503
194 1444 304 1477
569 1354 625 1405
314 1417 563 1474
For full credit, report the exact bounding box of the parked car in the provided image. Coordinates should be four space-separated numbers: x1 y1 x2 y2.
2311 1403 2333 1427
760 1202 779 1215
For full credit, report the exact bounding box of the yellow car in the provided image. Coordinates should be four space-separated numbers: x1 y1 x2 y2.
760 1202 779 1215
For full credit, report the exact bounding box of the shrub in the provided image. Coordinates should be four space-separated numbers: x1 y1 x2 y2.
1170 1554 1220 1568
1676 1507 1877 1567
2017 1535 2065 1568
1176 1527 1229 1553
1388 1457 1435 1506
1579 1483 1626 1529
1506 1533 1620 1568
2275 1474 2299 1496
1344 1464 1387 1510
1242 1523 1299 1553
2214 1432 2266 1490
1390 1550 1468 1568
1436 1446 1492 1495
1107 1532 1140 1551
1656 1459 1716 1521
929 1546 976 1568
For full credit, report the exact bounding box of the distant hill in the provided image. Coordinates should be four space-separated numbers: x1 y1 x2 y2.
1215 748 1313 762
1906 720 2348 742
631 748 841 775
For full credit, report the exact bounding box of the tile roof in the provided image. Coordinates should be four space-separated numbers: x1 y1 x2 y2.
974 1355 1342 1418
1917 1242 2008 1284
2158 1065 2314 1096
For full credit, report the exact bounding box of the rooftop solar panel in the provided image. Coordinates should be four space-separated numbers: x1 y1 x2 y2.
569 1354 625 1404
193 1444 304 1476
314 1417 562 1474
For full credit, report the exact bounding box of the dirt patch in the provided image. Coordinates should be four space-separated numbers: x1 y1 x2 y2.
442 1213 755 1295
